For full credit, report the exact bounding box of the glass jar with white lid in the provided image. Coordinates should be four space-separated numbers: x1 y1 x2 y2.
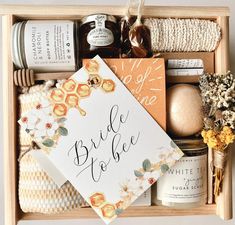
154 138 208 208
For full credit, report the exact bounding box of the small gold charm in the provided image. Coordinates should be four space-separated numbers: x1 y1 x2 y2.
62 79 76 92
65 94 79 107
50 89 65 102
77 84 91 97
84 59 100 74
101 79 115 92
53 103 67 117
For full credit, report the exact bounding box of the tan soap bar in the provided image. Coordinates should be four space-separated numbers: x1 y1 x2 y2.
167 84 203 137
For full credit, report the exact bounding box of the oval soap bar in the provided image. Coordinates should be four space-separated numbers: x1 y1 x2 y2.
167 84 203 137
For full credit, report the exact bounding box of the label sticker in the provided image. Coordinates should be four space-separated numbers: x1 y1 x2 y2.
87 15 114 47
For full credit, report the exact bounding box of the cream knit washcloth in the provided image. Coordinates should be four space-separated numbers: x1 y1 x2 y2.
144 18 221 52
18 82 88 214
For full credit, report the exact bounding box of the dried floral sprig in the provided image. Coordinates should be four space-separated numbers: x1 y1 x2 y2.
199 72 235 199
201 126 235 150
199 72 235 131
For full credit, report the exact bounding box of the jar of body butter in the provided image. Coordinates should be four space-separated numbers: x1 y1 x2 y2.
79 14 120 58
12 20 78 72
154 139 208 208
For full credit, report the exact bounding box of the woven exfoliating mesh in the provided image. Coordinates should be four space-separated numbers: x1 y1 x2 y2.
144 18 221 52
18 83 88 214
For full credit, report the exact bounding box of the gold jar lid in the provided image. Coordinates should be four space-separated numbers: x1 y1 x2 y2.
174 138 207 151
80 14 117 25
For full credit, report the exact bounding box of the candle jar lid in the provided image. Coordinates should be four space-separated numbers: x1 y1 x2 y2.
174 138 207 155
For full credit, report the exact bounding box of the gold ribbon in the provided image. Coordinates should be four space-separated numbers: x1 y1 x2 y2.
213 150 227 169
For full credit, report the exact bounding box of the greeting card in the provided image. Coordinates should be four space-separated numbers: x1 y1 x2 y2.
84 58 166 129
19 56 183 224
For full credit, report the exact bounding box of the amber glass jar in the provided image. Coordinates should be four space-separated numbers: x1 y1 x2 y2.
79 14 120 58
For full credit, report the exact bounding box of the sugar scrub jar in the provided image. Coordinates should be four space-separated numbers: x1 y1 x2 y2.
11 20 78 72
156 139 208 208
79 14 120 58
167 84 204 137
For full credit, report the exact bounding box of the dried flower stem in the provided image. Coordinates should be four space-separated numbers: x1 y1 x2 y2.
199 72 235 200
214 167 224 200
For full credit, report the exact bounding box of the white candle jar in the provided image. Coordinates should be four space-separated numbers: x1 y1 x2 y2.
11 20 78 72
155 139 208 208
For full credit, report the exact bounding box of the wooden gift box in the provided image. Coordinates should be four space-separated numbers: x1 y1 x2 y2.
0 5 232 225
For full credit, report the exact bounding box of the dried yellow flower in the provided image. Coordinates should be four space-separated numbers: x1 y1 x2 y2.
201 127 235 150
